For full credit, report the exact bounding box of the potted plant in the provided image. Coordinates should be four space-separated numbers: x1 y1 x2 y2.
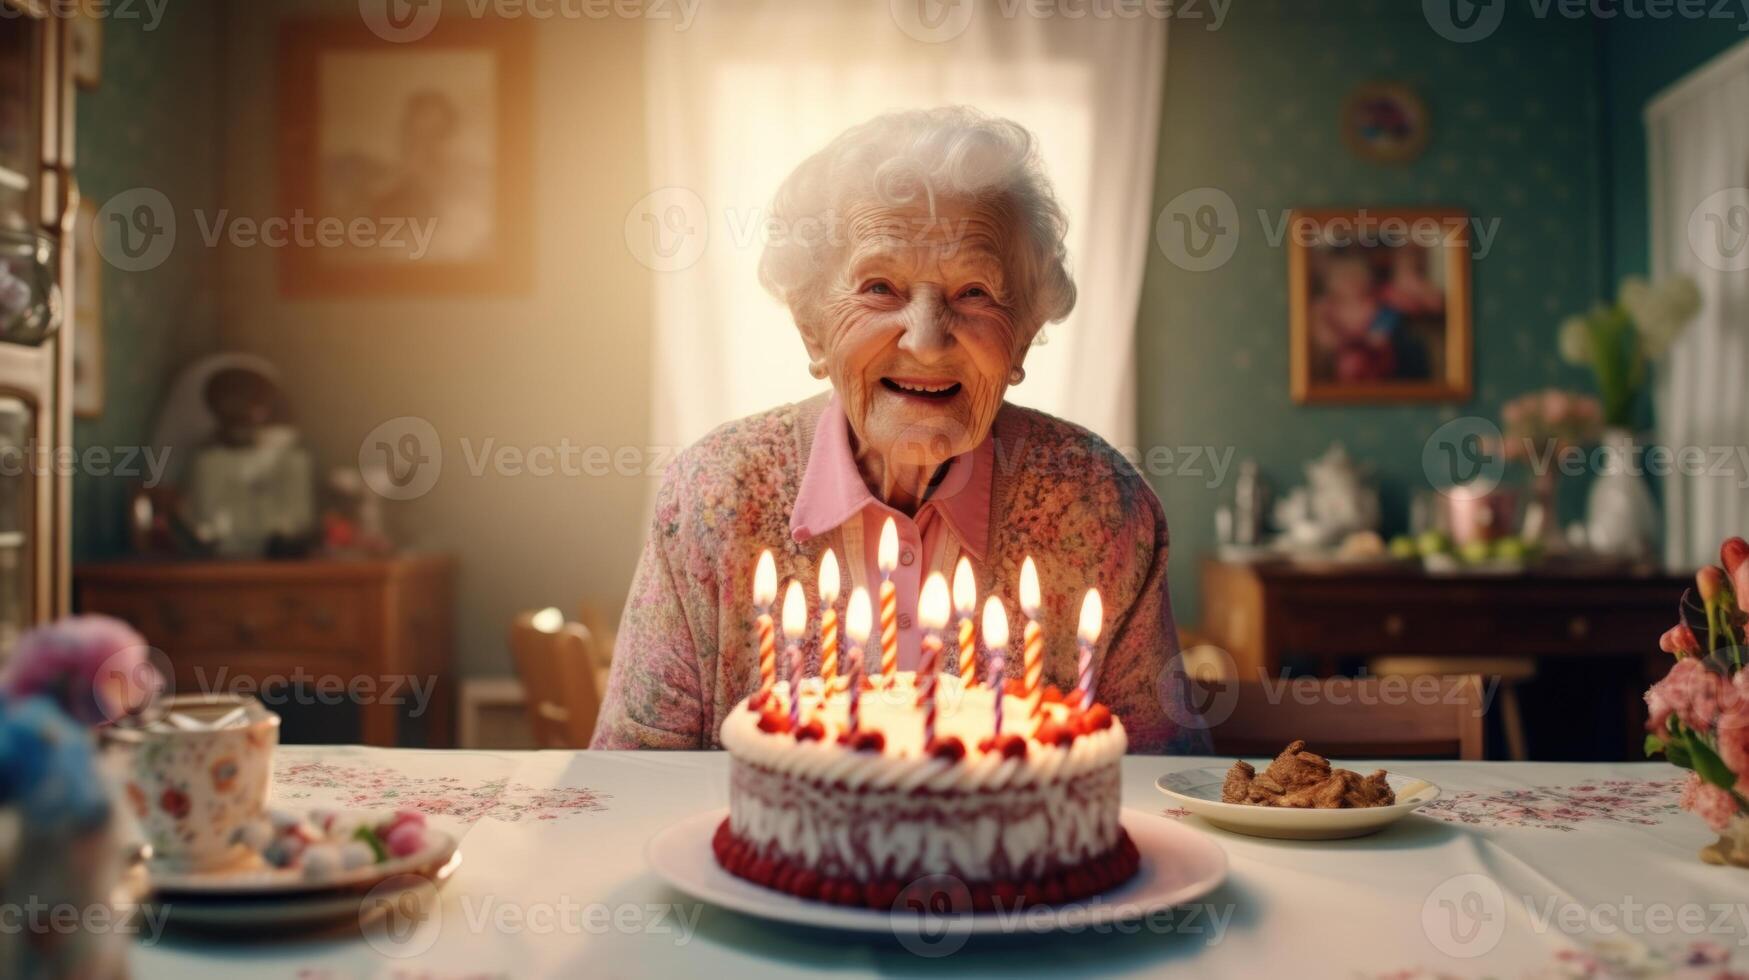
1644 537 1749 865
1557 276 1700 559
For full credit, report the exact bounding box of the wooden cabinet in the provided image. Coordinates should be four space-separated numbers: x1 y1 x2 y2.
75 556 457 746
1199 558 1689 758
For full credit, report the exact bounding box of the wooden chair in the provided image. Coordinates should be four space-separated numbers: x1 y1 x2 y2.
1192 674 1486 760
508 609 604 749
575 600 619 687
1369 655 1534 761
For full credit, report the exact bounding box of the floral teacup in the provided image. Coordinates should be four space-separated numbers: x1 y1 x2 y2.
106 694 280 871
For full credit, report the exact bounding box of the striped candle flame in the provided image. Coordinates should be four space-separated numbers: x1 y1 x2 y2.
844 587 871 733
877 517 898 576
1077 587 1103 711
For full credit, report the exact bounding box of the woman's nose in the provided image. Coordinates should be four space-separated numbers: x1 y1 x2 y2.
896 286 952 360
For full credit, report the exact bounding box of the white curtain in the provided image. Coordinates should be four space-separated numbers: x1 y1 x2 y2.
641 0 1167 455
1647 38 1749 567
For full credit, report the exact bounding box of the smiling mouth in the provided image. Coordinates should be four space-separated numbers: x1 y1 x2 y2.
880 377 963 400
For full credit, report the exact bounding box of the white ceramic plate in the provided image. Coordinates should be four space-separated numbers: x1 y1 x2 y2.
1156 766 1440 840
646 808 1228 935
144 849 463 934
148 827 460 898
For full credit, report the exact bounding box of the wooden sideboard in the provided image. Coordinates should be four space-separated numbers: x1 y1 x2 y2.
1199 558 1691 759
74 555 455 747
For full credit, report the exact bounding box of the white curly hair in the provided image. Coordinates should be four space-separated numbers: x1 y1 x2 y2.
757 106 1077 336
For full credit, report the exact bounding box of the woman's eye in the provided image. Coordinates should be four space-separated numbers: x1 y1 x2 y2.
958 286 988 300
863 281 894 296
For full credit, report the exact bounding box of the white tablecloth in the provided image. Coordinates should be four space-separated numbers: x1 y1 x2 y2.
131 747 1748 979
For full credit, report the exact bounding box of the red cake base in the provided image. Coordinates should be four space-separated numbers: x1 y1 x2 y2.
711 818 1141 911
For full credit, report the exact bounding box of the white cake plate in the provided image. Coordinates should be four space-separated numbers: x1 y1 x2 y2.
1156 766 1441 840
645 808 1228 936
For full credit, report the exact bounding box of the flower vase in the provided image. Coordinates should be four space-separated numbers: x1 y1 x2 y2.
1700 814 1749 868
1522 470 1567 556
1585 428 1658 561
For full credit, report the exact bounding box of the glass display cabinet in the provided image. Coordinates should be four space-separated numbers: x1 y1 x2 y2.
0 0 76 660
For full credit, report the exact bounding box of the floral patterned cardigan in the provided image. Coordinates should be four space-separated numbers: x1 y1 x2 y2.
590 394 1211 754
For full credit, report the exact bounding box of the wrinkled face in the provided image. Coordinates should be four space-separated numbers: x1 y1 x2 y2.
802 197 1029 471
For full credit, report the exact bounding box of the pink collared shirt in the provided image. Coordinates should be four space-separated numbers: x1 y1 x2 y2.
787 396 994 672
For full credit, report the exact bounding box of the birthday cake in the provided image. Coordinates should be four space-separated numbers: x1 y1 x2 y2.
713 673 1136 910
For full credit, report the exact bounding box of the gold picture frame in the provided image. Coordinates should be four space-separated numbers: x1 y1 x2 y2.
68 5 103 89
72 196 104 418
1288 208 1472 405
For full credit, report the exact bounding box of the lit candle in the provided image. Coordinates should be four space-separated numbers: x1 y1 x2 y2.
1019 556 1044 730
982 596 1009 740
753 550 778 696
782 580 807 730
845 587 871 735
953 556 978 688
1077 588 1103 711
918 572 950 747
877 516 899 686
817 549 841 709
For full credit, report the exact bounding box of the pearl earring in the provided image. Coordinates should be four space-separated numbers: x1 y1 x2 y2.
808 360 829 380
1008 366 1026 386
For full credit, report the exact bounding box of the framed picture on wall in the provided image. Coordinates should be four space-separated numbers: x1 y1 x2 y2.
72 196 104 418
1288 208 1473 404
68 6 103 89
277 19 533 296
1339 81 1430 165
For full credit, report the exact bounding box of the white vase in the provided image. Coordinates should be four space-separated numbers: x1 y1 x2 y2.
1585 428 1659 561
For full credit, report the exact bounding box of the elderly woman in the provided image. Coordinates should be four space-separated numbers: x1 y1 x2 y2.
592 107 1208 753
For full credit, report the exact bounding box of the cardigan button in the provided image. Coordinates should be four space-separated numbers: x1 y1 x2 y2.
899 614 913 629
900 549 915 566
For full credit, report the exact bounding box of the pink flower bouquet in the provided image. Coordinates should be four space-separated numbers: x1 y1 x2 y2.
1645 537 1749 849
1498 388 1604 464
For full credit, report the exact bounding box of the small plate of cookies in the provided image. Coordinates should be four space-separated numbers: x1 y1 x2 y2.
1155 741 1440 840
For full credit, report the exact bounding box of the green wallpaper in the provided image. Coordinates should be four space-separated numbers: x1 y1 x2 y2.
71 0 222 559
1140 0 1605 626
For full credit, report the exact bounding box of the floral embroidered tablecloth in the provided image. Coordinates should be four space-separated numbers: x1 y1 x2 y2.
132 751 1748 980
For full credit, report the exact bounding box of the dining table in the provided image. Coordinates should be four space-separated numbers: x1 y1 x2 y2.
130 745 1749 979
